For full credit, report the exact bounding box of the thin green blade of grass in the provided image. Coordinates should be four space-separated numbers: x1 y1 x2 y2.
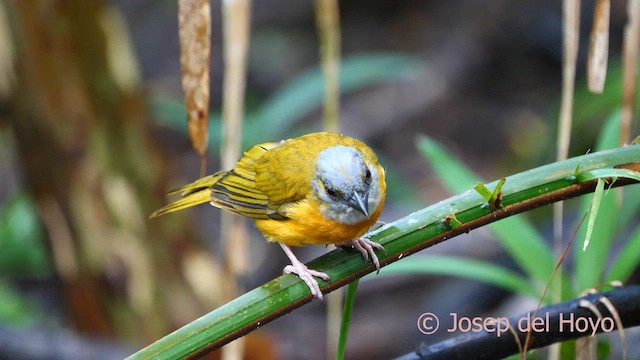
336 279 358 360
606 224 640 282
574 175 619 291
375 255 537 298
583 178 605 251
416 135 556 285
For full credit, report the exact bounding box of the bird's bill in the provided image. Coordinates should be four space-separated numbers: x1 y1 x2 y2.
349 191 370 218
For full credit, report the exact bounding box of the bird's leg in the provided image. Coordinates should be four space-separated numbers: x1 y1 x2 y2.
279 243 330 300
337 238 386 273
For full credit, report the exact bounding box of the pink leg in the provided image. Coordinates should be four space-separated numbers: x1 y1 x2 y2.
280 243 330 300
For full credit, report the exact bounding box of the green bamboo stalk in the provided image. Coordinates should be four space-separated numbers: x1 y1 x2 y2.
127 145 640 360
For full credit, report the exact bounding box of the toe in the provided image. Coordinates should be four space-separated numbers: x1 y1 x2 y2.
282 263 328 300
308 269 331 281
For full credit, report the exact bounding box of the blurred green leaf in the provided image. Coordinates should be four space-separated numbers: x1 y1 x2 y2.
151 53 425 149
416 135 556 285
573 64 625 125
378 158 423 212
0 282 38 326
607 224 640 282
251 53 424 142
598 113 640 230
377 255 537 298
0 194 49 277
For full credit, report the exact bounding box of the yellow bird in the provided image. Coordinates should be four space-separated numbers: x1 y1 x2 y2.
151 132 386 299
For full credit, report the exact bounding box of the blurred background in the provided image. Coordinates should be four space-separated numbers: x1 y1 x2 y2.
0 0 639 359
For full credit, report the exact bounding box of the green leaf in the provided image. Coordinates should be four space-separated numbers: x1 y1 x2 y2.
0 194 49 277
377 255 537 298
416 135 555 285
336 280 359 360
0 282 38 326
606 224 640 282
595 110 621 151
379 158 424 212
490 178 506 207
583 178 605 251
473 182 493 200
620 184 640 234
576 168 640 183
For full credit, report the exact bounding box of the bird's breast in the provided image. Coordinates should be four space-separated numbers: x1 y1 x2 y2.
254 197 383 246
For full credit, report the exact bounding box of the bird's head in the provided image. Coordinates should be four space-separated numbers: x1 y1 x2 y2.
313 145 384 225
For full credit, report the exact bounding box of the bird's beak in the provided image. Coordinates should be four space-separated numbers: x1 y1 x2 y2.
350 190 370 218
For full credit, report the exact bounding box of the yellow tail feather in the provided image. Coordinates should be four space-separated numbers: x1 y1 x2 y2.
150 189 212 218
168 173 224 196
151 173 225 218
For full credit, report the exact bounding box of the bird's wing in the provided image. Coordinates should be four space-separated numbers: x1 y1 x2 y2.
210 141 287 219
254 135 322 210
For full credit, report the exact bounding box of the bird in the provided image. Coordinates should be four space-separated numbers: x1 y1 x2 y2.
151 132 386 300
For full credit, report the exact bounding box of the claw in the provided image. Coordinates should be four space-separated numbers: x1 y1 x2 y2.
337 238 386 274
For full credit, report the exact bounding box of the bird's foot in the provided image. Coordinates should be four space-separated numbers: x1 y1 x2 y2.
337 238 386 273
283 262 330 300
279 243 330 300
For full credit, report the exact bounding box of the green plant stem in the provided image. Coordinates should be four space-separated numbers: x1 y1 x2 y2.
336 279 358 360
127 145 640 360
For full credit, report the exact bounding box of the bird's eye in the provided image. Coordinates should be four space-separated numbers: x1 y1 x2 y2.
364 168 372 183
325 186 338 198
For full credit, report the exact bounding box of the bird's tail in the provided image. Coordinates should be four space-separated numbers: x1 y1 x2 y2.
150 173 225 218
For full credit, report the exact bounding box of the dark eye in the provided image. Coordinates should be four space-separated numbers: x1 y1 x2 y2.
326 186 338 198
364 168 372 183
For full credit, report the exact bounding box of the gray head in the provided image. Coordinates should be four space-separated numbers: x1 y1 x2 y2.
312 145 383 225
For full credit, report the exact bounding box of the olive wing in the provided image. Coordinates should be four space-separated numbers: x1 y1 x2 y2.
209 141 285 219
253 136 324 211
